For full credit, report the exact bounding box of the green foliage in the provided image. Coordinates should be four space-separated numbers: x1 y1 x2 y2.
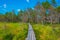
56 6 60 13
0 23 28 40
42 1 51 9
3 33 14 40
51 0 56 4
32 24 60 40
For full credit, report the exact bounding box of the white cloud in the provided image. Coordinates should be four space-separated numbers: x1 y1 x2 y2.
17 9 20 12
3 4 6 8
32 7 34 10
0 4 6 11
26 0 29 3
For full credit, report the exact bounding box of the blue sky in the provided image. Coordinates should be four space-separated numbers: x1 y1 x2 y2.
0 0 60 13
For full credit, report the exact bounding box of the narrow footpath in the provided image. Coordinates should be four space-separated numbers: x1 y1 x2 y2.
26 23 36 40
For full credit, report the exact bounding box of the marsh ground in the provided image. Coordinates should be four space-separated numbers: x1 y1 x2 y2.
32 24 60 40
0 22 28 40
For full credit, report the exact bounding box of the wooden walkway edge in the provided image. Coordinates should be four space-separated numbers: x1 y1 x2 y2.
26 23 36 40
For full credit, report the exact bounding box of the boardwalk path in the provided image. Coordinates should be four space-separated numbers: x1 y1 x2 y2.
26 23 36 40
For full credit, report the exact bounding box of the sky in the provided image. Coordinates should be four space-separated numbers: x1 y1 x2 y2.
0 0 60 13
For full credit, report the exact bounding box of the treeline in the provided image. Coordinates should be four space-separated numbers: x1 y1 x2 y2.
0 0 60 24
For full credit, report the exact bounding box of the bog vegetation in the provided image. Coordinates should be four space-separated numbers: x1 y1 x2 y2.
32 24 60 40
0 23 28 40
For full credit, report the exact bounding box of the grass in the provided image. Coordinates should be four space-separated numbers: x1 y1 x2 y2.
0 22 28 40
32 24 60 40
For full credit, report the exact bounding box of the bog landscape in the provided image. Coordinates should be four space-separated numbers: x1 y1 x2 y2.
0 0 60 40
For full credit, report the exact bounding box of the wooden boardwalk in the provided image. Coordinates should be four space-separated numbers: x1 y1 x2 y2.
26 23 36 40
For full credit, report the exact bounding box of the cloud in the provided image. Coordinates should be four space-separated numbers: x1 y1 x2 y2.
26 0 29 3
3 4 6 8
32 7 34 10
0 4 7 12
17 9 20 12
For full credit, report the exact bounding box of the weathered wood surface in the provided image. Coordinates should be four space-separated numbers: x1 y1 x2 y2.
26 23 36 40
